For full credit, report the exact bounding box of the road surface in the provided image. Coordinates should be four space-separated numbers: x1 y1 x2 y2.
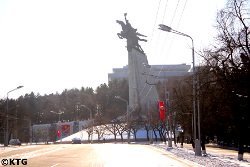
1 143 200 167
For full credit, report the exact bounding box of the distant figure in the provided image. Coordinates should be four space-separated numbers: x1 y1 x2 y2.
201 135 207 156
177 136 180 144
116 13 147 53
179 132 184 148
190 137 195 151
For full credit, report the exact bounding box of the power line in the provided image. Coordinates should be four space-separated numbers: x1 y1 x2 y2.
137 0 166 107
138 0 189 108
161 0 169 23
176 0 188 27
170 0 181 25
158 0 181 61
149 0 163 43
138 0 180 104
163 0 189 62
126 0 190 115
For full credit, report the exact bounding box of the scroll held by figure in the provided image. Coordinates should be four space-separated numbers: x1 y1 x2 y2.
116 13 147 53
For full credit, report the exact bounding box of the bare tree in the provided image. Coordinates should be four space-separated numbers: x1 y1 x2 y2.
104 121 119 142
202 0 249 160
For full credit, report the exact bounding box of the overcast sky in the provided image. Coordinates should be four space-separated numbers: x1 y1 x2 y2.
0 0 226 99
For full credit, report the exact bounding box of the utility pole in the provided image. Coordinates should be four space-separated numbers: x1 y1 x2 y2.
5 86 24 147
76 102 80 121
166 91 172 147
159 24 201 156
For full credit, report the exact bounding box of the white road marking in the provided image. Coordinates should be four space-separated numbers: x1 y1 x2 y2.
50 163 59 167
1 145 71 160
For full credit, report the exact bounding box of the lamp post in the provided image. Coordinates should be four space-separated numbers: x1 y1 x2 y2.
81 105 93 143
115 96 130 144
158 24 201 156
50 110 64 122
4 86 24 147
50 110 64 143
165 91 173 147
15 104 19 139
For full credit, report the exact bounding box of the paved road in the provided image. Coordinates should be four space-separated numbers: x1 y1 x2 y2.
1 144 200 167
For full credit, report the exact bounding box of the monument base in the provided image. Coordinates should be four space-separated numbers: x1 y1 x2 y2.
128 48 159 113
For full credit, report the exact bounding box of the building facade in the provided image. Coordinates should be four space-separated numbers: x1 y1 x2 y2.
108 63 191 82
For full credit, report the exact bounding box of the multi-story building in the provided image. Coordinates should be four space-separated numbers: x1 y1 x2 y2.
108 63 191 82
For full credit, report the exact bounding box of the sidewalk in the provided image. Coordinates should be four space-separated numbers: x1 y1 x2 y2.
154 142 250 167
184 143 250 161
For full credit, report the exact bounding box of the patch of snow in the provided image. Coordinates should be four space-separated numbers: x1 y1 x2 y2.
154 144 250 167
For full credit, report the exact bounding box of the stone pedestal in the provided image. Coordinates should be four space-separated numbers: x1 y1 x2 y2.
128 48 159 113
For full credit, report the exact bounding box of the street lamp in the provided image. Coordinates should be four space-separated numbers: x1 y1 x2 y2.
158 24 201 156
50 110 64 143
5 85 24 147
81 105 93 143
50 110 64 122
115 96 130 144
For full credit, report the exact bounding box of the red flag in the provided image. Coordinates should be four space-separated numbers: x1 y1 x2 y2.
158 101 166 121
57 130 61 137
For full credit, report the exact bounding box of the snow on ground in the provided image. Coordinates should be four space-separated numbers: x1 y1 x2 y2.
61 129 129 142
155 144 250 167
61 128 161 142
62 128 250 167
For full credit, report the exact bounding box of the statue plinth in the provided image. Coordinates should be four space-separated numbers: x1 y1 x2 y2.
117 13 159 114
128 48 158 113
